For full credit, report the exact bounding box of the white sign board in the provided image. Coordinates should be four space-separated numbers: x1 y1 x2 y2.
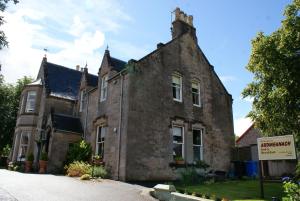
257 135 296 160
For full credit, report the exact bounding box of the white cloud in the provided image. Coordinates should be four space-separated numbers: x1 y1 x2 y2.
0 0 132 83
234 117 253 136
240 95 254 103
219 75 236 83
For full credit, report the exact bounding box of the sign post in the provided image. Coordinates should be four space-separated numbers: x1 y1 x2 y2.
257 135 297 199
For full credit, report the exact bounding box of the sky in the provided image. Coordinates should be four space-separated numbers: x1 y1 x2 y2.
0 0 292 136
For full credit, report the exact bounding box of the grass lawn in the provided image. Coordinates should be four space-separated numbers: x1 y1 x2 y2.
176 180 285 201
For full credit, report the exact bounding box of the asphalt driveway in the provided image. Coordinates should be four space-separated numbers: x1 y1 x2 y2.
0 169 157 201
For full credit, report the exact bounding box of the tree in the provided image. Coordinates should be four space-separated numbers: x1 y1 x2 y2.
0 0 19 49
0 75 32 153
242 0 300 150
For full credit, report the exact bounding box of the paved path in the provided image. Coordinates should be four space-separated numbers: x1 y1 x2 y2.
0 169 157 201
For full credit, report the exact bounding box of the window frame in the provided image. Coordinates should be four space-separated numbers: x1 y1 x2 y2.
18 131 30 161
100 74 108 102
25 91 36 113
172 125 184 159
79 90 85 112
172 73 182 102
192 81 201 107
192 128 203 161
95 126 106 158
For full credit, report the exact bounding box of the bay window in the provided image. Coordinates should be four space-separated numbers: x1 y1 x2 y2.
18 131 30 161
25 91 36 112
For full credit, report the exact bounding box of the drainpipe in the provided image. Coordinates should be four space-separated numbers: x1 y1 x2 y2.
84 90 89 140
117 73 124 180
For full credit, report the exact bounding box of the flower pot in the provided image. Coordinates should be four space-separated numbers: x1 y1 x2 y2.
39 160 48 174
175 160 185 165
25 161 33 173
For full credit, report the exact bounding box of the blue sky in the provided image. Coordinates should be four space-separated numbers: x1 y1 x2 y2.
0 0 292 135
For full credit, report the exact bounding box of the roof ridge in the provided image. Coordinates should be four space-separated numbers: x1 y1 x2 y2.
46 61 82 73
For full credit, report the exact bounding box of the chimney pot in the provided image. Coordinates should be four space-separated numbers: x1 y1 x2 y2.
76 65 80 71
157 43 164 49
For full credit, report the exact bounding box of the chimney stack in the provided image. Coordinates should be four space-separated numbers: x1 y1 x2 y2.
171 7 196 40
76 65 80 71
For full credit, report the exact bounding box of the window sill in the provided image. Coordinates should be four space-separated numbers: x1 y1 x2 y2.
193 104 201 108
173 99 182 103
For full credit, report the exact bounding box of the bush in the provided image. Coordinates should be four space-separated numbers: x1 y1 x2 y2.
283 180 300 201
65 161 91 177
26 153 34 161
65 140 92 165
180 167 204 185
92 166 108 178
80 174 91 180
40 152 48 161
1 144 11 157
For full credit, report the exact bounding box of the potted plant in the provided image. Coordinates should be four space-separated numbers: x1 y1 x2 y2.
174 156 185 165
39 151 48 174
25 153 34 172
93 155 104 166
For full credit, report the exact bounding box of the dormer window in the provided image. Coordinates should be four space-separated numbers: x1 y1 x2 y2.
25 91 36 113
100 75 108 102
172 73 182 102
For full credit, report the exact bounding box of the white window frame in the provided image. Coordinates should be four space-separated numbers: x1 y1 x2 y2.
95 126 106 157
100 75 108 102
79 90 85 112
172 125 184 159
192 81 201 107
192 128 203 161
25 91 36 113
18 131 30 161
20 95 25 114
172 73 182 102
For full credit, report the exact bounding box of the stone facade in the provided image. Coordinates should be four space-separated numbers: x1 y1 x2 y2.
10 8 234 180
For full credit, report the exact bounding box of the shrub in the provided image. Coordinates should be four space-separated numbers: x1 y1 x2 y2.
80 174 91 180
92 166 108 178
283 180 300 201
1 144 11 157
65 140 92 165
65 161 91 177
180 167 204 185
196 160 210 170
26 153 34 161
40 152 48 161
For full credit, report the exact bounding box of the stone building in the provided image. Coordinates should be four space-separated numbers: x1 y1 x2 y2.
10 8 234 181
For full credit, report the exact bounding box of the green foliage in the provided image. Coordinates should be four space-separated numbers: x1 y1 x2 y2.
283 181 300 201
39 151 48 161
0 76 33 152
242 0 300 150
65 140 92 165
1 144 11 157
92 166 108 178
93 154 102 160
26 153 34 161
174 156 184 161
65 161 92 177
80 174 91 180
196 160 210 170
0 0 19 49
180 167 204 186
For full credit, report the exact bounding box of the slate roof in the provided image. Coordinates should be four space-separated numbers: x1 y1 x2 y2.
86 73 98 87
110 57 127 72
44 62 82 100
52 113 83 134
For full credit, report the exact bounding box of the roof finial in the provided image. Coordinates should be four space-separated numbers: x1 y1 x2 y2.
43 48 48 58
106 45 109 51
85 61 88 68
